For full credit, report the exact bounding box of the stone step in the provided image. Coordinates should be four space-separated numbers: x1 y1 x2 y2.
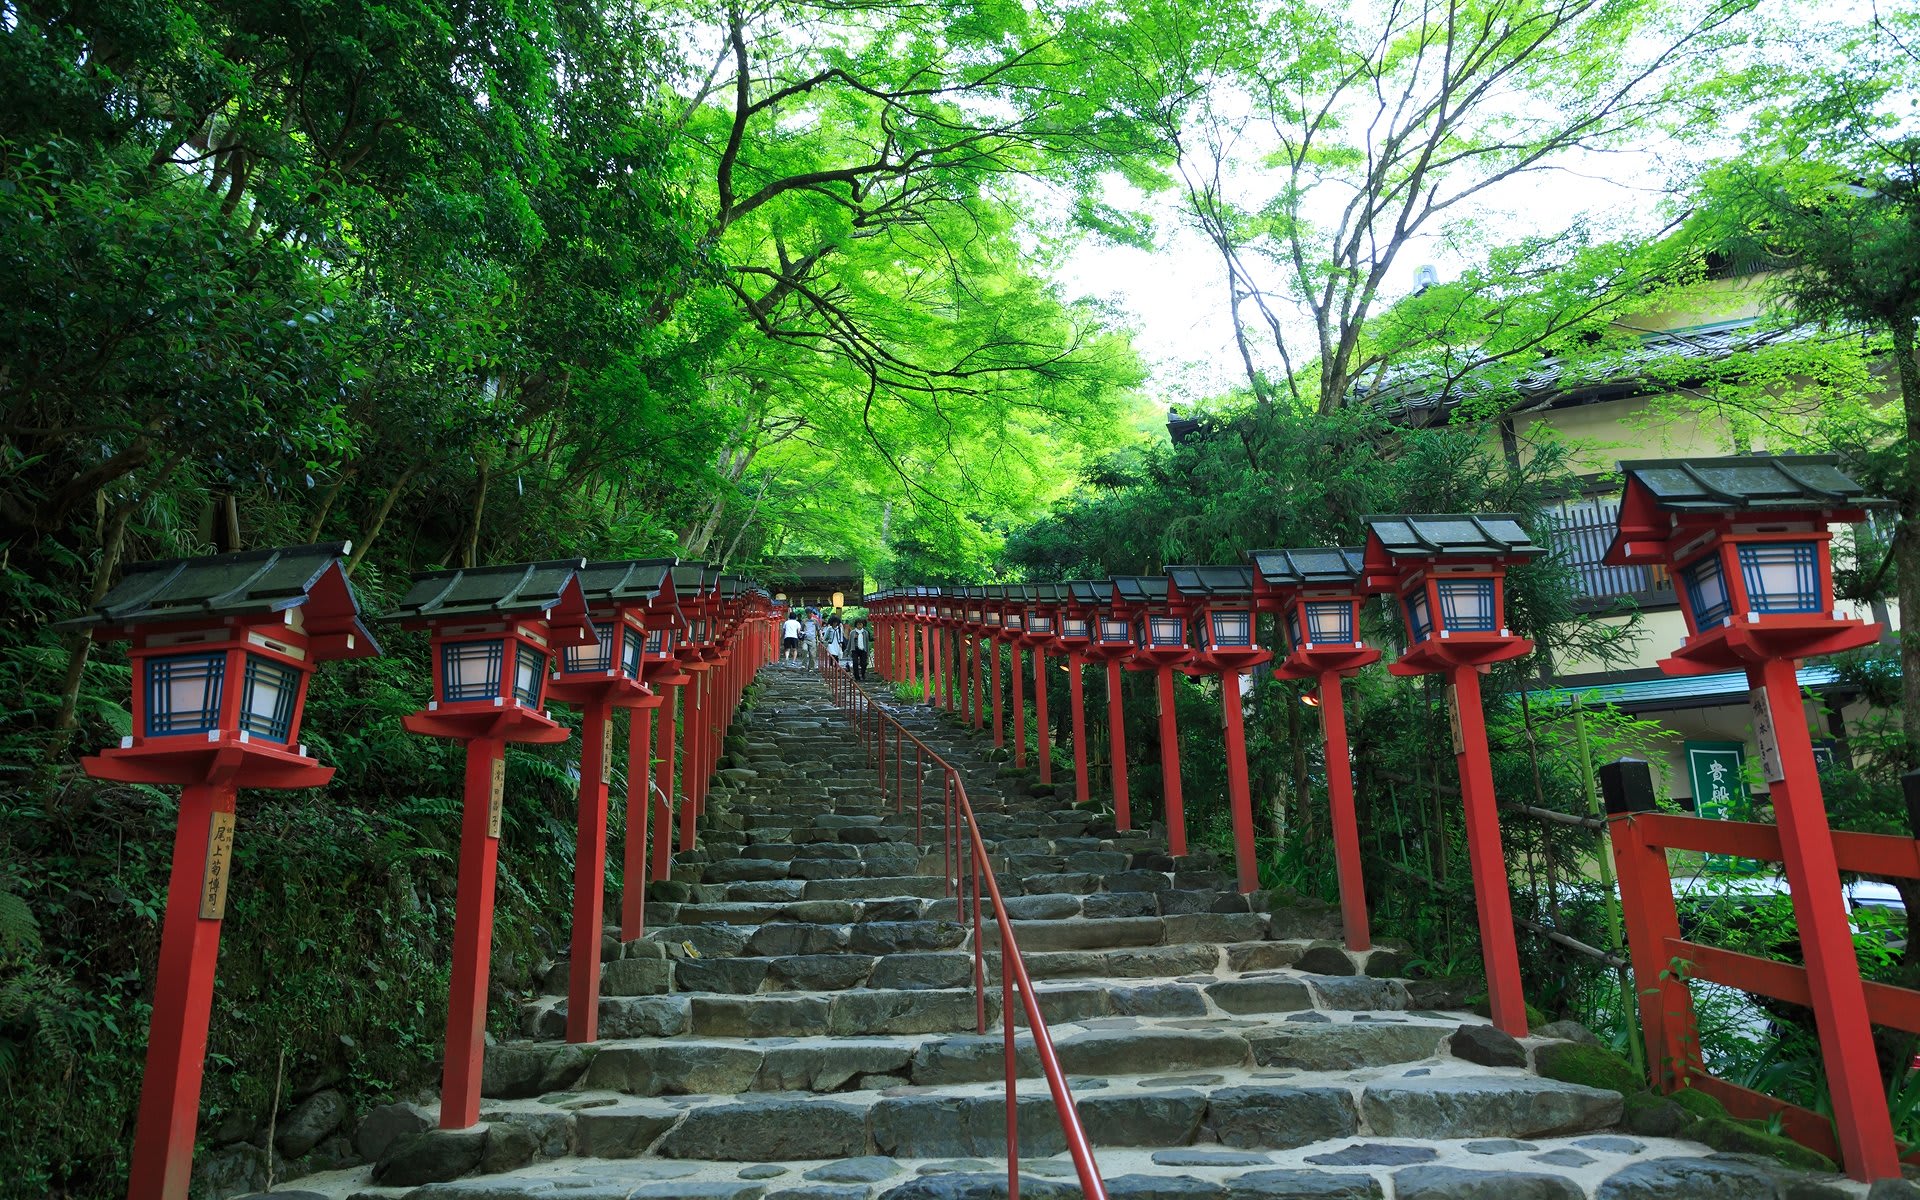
522 969 1420 1040
434 1070 1624 1172
489 1014 1502 1103
382 1146 1791 1200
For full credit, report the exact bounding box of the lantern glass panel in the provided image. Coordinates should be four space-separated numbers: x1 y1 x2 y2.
986 610 1003 626
1006 612 1024 631
146 651 227 737
968 608 983 623
1286 610 1303 650
693 617 709 644
565 627 615 673
443 639 505 702
622 627 644 678
1063 616 1090 639
1100 617 1130 644
239 653 300 741
1436 579 1497 632
1210 609 1253 647
1404 589 1434 643
1149 615 1184 647
1029 612 1054 634
1681 552 1732 627
1738 542 1822 613
1306 600 1353 644
512 644 546 707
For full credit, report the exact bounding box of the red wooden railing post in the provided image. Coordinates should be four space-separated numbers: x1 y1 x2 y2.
440 736 505 1129
125 779 238 1200
567 701 613 1043
1067 654 1089 805
1448 665 1528 1038
1318 670 1369 950
1155 666 1185 855
1220 671 1259 894
1033 647 1052 783
973 635 986 730
1606 804 1693 1092
1754 657 1900 1177
1106 660 1130 830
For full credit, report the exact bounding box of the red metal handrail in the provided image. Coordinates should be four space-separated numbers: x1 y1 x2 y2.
817 657 1109 1200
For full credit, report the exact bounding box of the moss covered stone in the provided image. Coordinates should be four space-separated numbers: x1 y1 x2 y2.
1688 1115 1835 1173
1531 1041 1643 1097
1669 1086 1729 1121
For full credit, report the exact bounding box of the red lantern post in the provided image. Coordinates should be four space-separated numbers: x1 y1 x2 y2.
1114 575 1190 854
387 559 597 1128
547 560 681 1042
1604 455 1894 1177
1363 515 1542 1037
623 582 686 942
1005 587 1029 768
670 565 718 850
984 585 1008 747
1078 581 1136 830
1169 566 1272 893
1058 582 1102 806
963 589 987 729
61 544 380 1200
1252 546 1378 949
1022 584 1063 785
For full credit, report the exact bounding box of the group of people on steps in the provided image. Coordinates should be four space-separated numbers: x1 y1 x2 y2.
780 606 872 680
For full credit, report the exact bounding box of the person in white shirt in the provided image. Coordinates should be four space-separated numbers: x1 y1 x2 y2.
850 619 872 681
782 614 802 663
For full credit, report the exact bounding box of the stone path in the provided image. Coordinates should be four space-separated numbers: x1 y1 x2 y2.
288 664 1868 1199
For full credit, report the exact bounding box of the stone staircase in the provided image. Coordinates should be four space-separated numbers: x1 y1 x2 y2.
293 664 1861 1200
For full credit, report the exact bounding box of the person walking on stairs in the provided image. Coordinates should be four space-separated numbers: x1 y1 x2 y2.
782 612 802 664
850 618 871 681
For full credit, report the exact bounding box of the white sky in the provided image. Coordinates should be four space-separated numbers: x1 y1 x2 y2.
1052 149 1687 407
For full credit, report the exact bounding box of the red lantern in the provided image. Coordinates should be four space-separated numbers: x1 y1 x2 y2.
386 558 596 1129
1604 454 1894 1175
1363 515 1542 1038
60 543 379 1200
545 559 676 1044
1112 575 1190 853
1168 565 1271 893
1251 546 1377 949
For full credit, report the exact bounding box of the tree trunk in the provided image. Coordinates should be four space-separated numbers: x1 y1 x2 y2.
304 469 352 542
462 462 490 569
48 504 133 761
1890 317 1920 770
345 468 415 576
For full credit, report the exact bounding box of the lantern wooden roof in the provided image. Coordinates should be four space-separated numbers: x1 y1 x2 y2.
1604 455 1885 566
1618 455 1877 513
1248 547 1366 588
1167 564 1255 600
59 542 380 659
386 559 596 645
1361 515 1542 594
1066 580 1109 609
1111 576 1171 606
1029 582 1068 605
671 563 715 598
579 559 677 605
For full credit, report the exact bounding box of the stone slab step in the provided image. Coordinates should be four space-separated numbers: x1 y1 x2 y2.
452 1073 1624 1168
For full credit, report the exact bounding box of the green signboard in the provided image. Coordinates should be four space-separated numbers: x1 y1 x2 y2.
1685 740 1749 873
